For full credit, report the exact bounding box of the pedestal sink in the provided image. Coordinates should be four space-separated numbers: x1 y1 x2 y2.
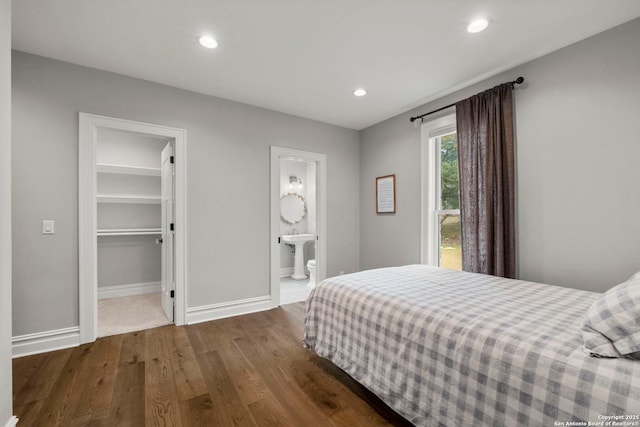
282 234 315 280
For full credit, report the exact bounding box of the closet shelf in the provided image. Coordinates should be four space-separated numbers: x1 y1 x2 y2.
97 194 161 204
97 228 161 236
97 163 161 176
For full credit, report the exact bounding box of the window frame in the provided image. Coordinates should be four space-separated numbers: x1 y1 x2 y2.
420 111 459 266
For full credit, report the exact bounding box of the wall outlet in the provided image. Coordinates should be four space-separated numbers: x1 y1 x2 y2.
339 271 345 275
42 220 55 234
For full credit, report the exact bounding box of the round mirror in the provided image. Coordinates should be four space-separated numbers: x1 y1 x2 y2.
280 192 307 224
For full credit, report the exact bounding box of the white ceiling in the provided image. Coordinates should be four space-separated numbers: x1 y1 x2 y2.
11 1 640 130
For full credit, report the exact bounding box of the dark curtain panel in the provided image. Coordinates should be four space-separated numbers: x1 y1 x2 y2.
455 83 516 278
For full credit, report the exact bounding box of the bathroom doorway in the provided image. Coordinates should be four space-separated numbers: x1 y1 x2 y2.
270 147 326 307
279 158 316 304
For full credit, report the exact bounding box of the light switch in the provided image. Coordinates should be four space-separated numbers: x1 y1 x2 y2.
42 220 55 235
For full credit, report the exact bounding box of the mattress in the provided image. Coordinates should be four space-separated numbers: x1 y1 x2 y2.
303 265 640 426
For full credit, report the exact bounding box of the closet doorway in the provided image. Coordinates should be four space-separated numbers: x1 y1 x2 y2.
79 113 187 344
270 147 326 307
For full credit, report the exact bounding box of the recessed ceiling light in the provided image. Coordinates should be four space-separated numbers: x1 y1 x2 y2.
467 19 489 33
199 35 218 49
353 88 367 97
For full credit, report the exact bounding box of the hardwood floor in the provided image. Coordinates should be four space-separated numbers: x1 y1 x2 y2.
13 303 413 426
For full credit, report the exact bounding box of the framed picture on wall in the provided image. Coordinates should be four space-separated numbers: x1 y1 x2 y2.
376 174 396 213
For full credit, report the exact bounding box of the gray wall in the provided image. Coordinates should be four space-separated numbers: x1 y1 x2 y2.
1 0 13 423
12 51 360 336
360 18 640 293
97 236 161 287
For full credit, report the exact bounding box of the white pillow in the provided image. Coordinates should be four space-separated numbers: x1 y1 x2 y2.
581 272 640 358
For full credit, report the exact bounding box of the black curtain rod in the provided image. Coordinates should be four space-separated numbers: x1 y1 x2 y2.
409 76 525 124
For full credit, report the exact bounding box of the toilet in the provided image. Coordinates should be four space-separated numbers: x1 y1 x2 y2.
307 259 316 288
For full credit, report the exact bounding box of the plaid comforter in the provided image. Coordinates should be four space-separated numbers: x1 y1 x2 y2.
303 265 640 426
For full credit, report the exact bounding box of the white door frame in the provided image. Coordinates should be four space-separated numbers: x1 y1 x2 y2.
270 146 326 307
78 113 188 343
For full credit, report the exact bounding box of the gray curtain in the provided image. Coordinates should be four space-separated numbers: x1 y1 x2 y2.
455 83 516 278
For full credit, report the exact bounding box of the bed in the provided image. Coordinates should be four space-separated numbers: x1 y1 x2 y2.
303 265 640 426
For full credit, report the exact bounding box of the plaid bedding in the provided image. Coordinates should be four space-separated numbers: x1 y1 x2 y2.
303 265 640 426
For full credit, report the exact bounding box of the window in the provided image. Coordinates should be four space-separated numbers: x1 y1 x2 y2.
421 113 462 270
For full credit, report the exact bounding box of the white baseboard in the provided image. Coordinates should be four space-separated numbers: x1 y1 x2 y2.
186 296 272 325
280 267 294 278
4 416 18 427
12 326 80 358
98 281 161 299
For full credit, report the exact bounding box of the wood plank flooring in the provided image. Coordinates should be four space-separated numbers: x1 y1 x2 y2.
13 303 413 426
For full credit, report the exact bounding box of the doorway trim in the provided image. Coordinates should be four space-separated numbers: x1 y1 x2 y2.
270 146 327 307
78 113 188 344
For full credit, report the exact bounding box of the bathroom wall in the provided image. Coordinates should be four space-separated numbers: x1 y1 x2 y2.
279 159 316 274
305 161 317 268
306 161 317 236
